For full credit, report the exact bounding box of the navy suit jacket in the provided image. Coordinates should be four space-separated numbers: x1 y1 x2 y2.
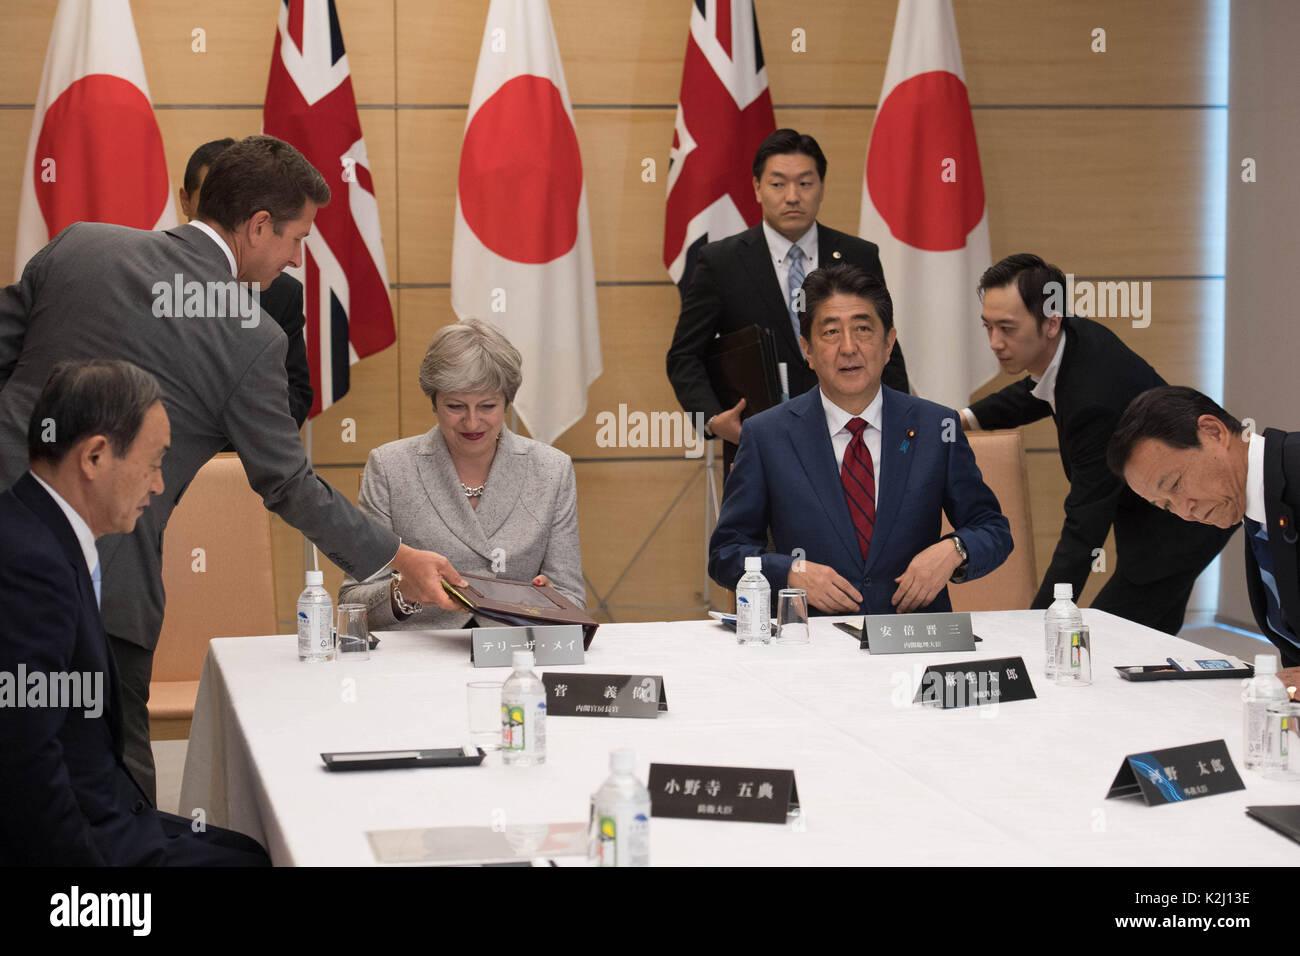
1244 428 1300 669
0 475 172 865
709 386 1013 614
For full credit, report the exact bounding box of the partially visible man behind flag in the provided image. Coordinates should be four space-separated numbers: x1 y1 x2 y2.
14 0 176 278
451 0 601 446
858 0 996 408
264 0 395 418
663 0 775 297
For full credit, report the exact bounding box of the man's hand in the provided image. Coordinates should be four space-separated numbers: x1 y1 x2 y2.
1277 666 1300 699
892 541 963 613
788 560 863 614
709 397 746 445
389 544 467 610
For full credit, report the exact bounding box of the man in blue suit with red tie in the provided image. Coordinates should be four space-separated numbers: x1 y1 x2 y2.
709 263 1013 614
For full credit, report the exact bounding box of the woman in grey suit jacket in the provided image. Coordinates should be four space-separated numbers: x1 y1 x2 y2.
339 319 586 629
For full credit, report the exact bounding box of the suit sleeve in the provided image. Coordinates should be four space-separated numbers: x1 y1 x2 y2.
1032 406 1124 607
666 251 726 422
968 378 1051 430
0 229 67 392
338 449 400 629
708 426 793 591
537 457 587 609
0 550 106 865
221 336 400 581
275 281 314 428
943 421 1014 581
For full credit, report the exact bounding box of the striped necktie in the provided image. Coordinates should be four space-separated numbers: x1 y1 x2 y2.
786 243 806 341
841 417 876 560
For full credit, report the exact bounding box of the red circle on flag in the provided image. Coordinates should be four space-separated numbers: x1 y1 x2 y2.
458 75 583 264
33 74 170 237
866 71 985 252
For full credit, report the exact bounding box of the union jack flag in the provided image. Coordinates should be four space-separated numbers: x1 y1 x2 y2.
663 0 775 297
263 0 394 418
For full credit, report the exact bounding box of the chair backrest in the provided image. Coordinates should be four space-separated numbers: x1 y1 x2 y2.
943 430 1037 612
153 454 277 682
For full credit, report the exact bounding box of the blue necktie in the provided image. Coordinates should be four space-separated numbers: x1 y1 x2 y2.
786 243 806 342
1244 517 1298 651
91 562 102 609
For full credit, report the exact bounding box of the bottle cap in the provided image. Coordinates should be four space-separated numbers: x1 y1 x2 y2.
305 570 324 587
610 748 635 773
744 556 762 572
512 649 535 670
1255 653 1278 675
1053 583 1073 600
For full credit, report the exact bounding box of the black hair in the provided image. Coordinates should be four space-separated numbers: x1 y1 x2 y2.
1106 386 1244 476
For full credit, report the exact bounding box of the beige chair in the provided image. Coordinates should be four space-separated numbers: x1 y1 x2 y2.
148 454 277 740
944 429 1037 612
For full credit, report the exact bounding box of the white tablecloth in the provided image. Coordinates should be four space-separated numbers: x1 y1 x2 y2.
178 610 1299 865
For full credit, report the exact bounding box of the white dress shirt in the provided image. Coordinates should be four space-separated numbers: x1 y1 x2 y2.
191 220 237 277
30 472 98 582
1245 430 1267 524
762 220 818 308
821 387 883 502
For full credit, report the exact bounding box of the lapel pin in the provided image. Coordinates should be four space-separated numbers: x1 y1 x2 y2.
832 250 842 260
900 428 915 452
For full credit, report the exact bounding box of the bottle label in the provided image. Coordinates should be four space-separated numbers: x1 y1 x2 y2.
501 695 546 754
597 815 616 867
297 604 332 657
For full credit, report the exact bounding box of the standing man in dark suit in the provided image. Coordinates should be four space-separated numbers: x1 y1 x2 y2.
961 254 1233 633
180 137 313 427
0 135 466 803
1108 386 1300 684
667 129 909 457
710 264 1009 614
1 360 269 864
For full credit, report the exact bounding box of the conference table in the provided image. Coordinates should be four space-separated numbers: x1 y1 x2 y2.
178 609 1299 865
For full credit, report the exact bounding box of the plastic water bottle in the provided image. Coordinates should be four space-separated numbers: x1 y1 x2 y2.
590 749 651 867
297 569 334 662
1243 654 1288 771
501 650 546 766
1043 583 1083 678
736 556 771 645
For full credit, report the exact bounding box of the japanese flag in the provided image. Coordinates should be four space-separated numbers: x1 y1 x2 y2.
859 0 996 407
14 0 175 278
451 0 601 445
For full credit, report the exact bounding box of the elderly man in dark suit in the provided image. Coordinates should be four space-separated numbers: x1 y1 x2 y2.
0 135 465 802
667 129 909 459
962 254 1233 633
1109 386 1300 686
710 264 1009 615
0 360 269 864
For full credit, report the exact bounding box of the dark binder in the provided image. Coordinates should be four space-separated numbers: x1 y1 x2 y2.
1245 805 1300 845
705 324 783 419
442 573 599 648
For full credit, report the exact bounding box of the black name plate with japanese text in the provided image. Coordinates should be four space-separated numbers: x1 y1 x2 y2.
542 673 667 718
1106 739 1245 806
861 612 975 654
470 625 585 667
911 656 1035 708
648 764 799 824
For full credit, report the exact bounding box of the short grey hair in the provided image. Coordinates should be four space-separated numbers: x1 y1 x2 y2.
27 359 163 464
418 319 523 405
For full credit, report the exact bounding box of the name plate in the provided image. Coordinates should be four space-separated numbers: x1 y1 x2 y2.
912 656 1036 708
648 763 798 824
470 625 585 667
1106 739 1245 806
861 612 975 654
542 673 667 718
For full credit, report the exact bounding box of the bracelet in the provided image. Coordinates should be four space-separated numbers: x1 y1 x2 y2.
391 572 423 618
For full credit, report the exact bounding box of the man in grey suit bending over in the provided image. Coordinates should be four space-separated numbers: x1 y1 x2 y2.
0 135 466 801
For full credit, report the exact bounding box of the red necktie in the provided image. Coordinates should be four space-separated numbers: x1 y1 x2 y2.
841 417 876 560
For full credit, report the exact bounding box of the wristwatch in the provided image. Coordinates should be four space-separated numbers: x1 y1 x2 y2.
704 414 719 440
391 572 423 619
949 535 970 583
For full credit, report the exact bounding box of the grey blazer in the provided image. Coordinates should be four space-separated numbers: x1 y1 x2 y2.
0 222 400 650
339 426 586 629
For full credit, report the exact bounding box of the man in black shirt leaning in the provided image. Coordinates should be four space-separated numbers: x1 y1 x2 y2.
666 129 909 457
961 253 1233 633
